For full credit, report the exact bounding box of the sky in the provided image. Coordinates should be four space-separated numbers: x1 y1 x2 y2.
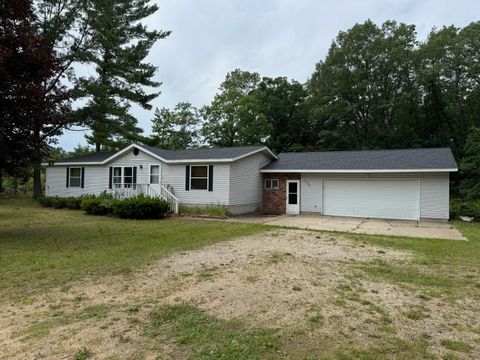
59 0 480 150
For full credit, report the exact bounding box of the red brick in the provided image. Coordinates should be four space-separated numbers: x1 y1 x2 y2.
263 173 300 215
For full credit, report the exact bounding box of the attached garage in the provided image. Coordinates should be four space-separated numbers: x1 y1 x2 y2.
261 148 458 221
322 179 420 220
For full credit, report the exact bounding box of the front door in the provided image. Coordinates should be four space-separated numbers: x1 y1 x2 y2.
286 180 300 214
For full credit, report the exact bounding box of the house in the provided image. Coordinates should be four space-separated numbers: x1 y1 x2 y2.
43 144 458 220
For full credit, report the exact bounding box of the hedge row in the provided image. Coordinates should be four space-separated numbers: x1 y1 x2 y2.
38 194 169 219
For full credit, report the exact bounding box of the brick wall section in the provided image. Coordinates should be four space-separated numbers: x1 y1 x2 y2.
263 173 301 215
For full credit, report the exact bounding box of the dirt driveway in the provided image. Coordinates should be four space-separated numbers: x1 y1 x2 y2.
230 214 466 240
1 229 478 359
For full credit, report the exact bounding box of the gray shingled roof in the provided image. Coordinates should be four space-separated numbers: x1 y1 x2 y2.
55 151 116 163
54 145 271 163
261 148 457 171
138 145 268 160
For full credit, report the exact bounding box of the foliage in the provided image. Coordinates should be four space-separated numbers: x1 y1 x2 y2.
179 204 228 218
74 0 171 151
450 198 480 221
151 102 202 149
0 0 71 179
80 195 114 216
460 128 480 199
111 195 169 219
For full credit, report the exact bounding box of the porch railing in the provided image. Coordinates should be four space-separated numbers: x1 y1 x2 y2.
112 183 180 214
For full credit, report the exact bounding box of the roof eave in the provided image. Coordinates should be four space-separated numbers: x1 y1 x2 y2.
260 168 458 173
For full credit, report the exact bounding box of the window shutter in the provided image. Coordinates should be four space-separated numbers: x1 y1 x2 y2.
81 167 85 188
109 167 112 189
133 167 137 184
185 165 190 191
66 167 70 188
208 165 213 192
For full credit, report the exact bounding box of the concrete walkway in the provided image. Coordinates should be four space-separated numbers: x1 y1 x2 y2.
229 214 466 240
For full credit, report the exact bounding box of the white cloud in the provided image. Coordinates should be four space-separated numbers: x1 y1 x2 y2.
58 0 480 150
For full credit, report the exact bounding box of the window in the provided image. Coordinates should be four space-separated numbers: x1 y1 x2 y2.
69 167 81 187
123 167 133 188
264 179 279 189
150 165 160 184
190 165 208 190
113 167 122 187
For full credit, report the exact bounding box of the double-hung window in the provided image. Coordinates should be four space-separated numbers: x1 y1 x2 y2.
264 179 279 189
190 165 208 190
123 167 133 188
150 165 160 184
113 167 122 188
69 167 81 187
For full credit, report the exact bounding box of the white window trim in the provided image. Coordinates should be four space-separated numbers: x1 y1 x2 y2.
69 167 82 188
112 166 135 187
264 178 279 189
190 165 209 191
149 164 161 184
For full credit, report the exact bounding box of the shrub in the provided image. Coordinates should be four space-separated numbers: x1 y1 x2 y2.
51 197 67 209
37 196 54 207
450 198 480 221
112 195 169 219
64 197 83 210
80 197 115 216
179 204 227 218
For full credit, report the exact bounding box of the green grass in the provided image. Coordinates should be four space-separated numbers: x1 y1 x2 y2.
440 339 472 353
347 221 480 300
0 198 265 299
179 204 228 218
148 304 279 359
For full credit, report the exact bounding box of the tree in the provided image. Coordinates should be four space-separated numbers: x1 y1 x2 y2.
76 0 170 151
307 20 420 151
460 128 480 199
417 22 480 158
152 102 202 149
0 0 71 198
201 69 271 147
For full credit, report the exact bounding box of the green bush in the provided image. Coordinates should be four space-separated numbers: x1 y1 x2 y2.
51 197 67 209
112 195 169 219
37 196 54 207
179 204 227 218
80 197 115 216
64 197 83 210
450 198 480 221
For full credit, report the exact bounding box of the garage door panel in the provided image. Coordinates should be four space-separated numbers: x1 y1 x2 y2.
323 179 419 220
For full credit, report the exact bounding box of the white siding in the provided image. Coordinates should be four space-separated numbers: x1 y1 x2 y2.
229 152 271 206
301 175 323 212
299 172 450 220
420 174 450 219
109 150 163 185
162 163 230 205
45 166 108 197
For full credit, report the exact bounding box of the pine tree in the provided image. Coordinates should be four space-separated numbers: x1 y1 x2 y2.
76 0 170 151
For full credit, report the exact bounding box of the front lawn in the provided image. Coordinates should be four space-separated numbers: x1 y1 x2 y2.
0 198 265 299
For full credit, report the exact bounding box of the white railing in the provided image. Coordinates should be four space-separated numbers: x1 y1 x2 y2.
112 183 180 214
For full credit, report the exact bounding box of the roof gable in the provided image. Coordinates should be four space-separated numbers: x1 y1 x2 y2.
46 144 276 165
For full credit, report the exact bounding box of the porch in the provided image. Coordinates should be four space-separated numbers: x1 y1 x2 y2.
112 183 180 214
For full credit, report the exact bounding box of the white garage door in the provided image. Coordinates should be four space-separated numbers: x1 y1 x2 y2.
323 179 420 220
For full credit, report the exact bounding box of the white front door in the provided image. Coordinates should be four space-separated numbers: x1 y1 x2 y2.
286 180 300 214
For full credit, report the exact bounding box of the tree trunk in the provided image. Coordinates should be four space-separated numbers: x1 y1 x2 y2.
0 170 3 193
32 163 43 199
96 142 101 152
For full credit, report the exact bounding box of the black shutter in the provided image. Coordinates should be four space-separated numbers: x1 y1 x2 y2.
81 167 85 188
208 165 213 192
185 165 190 191
133 167 137 185
108 167 112 189
66 167 70 188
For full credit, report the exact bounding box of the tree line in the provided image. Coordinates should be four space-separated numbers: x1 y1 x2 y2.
1 2 479 199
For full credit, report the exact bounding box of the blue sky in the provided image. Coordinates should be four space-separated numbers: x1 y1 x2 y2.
59 0 480 150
